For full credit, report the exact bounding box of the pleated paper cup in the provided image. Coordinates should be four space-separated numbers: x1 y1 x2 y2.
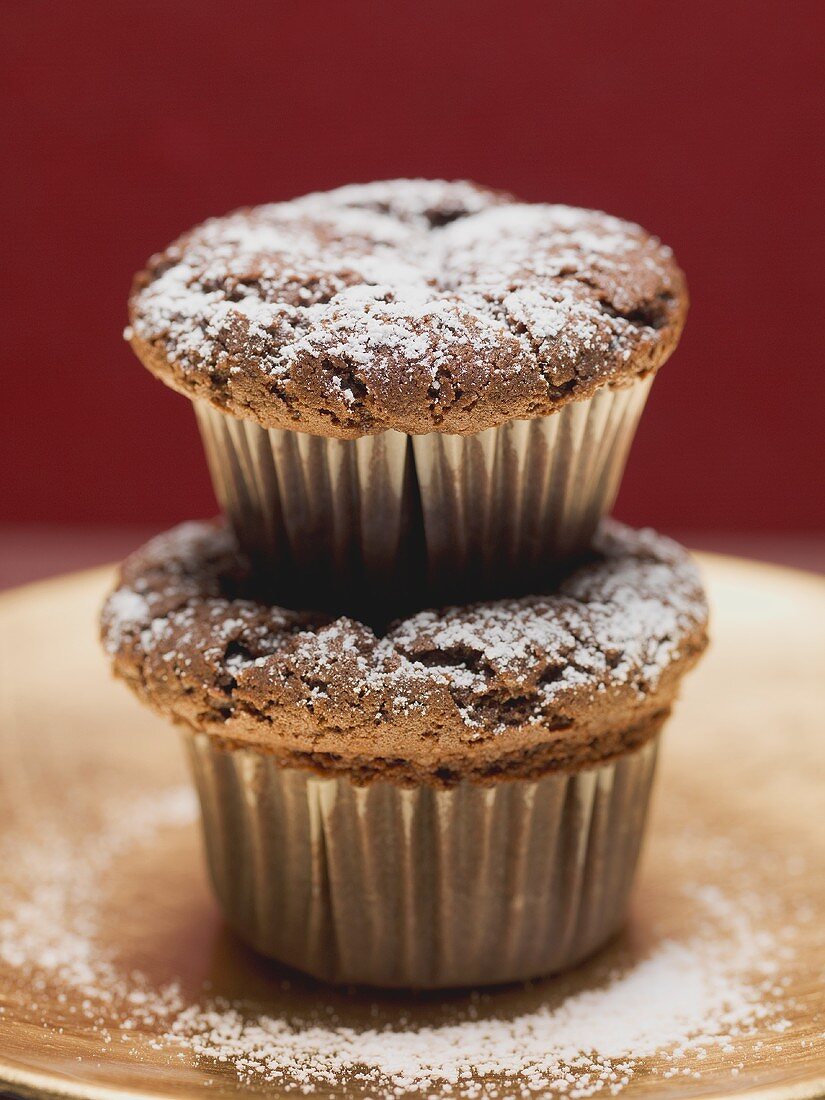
194 377 653 606
186 733 659 989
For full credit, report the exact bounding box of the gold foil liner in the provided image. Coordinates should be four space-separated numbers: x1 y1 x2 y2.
186 733 659 989
195 377 653 605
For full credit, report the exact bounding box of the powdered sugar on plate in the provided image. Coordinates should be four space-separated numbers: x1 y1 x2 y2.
165 903 795 1098
0 786 808 1098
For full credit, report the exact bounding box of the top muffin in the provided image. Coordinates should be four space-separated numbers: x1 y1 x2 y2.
128 180 687 437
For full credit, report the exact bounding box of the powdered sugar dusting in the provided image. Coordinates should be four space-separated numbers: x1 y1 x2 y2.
0 789 806 1097
132 192 657 373
167 907 792 1097
101 519 708 737
102 587 151 654
0 788 196 1014
128 180 685 435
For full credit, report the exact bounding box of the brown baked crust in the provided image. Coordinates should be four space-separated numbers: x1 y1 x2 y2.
100 520 708 785
127 180 688 438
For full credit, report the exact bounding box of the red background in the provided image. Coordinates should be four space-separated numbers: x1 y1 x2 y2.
2 1 823 533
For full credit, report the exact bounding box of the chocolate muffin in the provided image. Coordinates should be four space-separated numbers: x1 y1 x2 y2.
126 180 687 605
101 518 708 988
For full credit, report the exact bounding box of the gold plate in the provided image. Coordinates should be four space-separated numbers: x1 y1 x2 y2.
0 556 823 1099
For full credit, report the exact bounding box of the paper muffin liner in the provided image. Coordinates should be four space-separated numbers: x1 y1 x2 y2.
194 377 653 603
186 733 659 989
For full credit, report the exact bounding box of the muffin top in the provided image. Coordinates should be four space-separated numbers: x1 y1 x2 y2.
101 519 708 784
127 179 687 438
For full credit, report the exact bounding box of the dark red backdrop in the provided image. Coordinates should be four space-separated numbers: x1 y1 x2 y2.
3 1 823 531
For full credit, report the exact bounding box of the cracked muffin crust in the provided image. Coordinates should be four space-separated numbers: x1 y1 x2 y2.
127 179 688 438
101 519 708 785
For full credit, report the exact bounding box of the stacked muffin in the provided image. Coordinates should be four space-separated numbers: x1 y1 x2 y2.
102 180 708 988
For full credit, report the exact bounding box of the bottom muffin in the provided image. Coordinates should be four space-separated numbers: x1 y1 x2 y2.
101 520 708 988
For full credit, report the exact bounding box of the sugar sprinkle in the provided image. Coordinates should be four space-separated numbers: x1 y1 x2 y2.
0 788 807 1097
